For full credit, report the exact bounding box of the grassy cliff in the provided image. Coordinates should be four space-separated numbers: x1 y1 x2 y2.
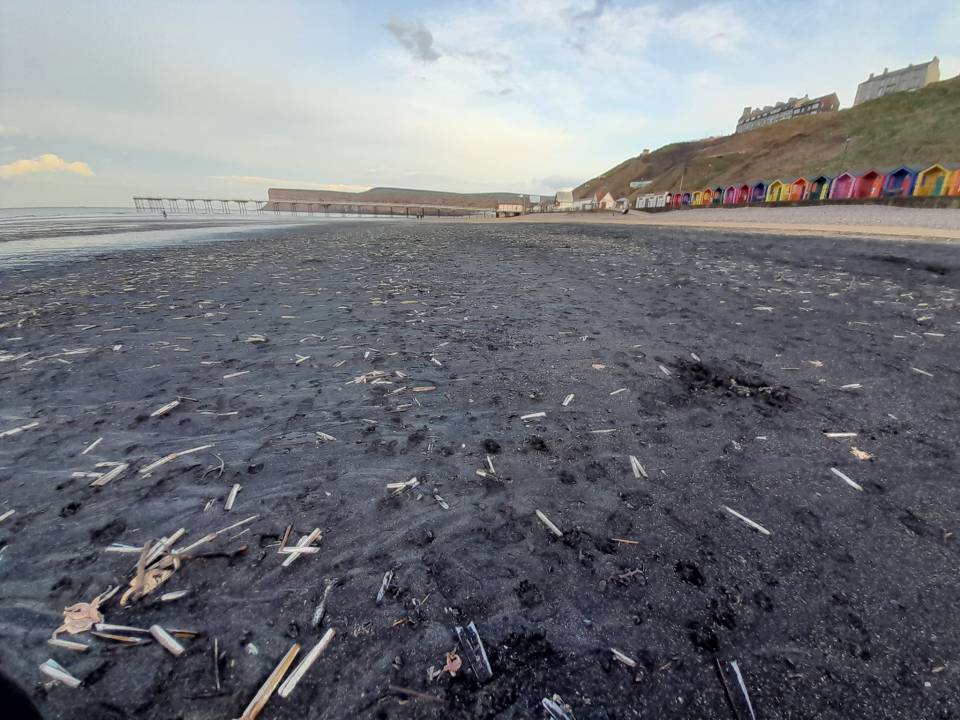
574 75 960 201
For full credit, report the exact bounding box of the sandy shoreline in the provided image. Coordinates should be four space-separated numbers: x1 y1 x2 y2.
1 222 959 719
474 205 960 242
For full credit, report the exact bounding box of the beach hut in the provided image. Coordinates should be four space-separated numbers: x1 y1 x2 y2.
948 168 960 196
881 167 917 197
751 182 766 202
788 178 809 201
723 186 737 204
736 184 751 203
692 190 703 206
765 180 785 203
829 172 855 199
852 169 885 199
712 186 723 205
808 175 831 201
913 164 951 196
701 189 712 206
681 192 692 206
671 193 683 209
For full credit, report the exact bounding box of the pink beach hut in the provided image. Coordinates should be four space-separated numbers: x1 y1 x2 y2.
829 172 855 199
723 185 738 204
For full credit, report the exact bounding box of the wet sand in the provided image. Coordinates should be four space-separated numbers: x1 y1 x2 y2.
1 221 959 719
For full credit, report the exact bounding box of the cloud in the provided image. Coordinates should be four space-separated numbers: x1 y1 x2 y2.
385 19 441 62
0 153 94 179
212 175 371 192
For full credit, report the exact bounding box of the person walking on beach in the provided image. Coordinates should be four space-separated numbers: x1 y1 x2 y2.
162 210 167 219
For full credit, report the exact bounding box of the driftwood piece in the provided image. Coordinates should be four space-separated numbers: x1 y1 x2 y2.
238 642 300 720
139 444 214 476
278 628 336 698
721 505 771 536
0 421 40 439
81 437 103 455
830 467 863 492
535 509 563 538
281 529 321 567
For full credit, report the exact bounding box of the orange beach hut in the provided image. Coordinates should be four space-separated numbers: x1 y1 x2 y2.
788 178 808 201
947 167 960 196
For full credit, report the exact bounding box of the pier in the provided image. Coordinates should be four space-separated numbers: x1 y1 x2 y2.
132 197 493 218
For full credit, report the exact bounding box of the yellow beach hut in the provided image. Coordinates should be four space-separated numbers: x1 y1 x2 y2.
914 164 951 197
765 180 785 203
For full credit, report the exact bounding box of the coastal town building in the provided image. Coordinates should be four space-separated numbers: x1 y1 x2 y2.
596 192 615 209
853 57 939 106
495 202 523 217
735 93 839 134
554 190 574 210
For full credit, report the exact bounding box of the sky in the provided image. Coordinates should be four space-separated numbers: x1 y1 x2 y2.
1 0 958 207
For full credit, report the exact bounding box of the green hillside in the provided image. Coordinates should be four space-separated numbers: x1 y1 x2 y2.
574 74 960 201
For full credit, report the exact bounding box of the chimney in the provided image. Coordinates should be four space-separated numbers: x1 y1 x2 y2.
869 72 874 79
883 67 888 74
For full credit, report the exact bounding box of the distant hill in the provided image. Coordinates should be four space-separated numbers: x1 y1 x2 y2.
574 75 960 202
269 186 531 210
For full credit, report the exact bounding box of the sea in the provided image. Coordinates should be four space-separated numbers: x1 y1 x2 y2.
0 206 390 269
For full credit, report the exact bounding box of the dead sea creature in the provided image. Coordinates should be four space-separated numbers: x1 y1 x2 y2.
55 586 118 636
454 622 493 682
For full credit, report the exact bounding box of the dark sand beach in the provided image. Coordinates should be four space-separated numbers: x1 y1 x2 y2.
1 221 958 719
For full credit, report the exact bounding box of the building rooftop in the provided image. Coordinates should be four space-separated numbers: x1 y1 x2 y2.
864 56 939 81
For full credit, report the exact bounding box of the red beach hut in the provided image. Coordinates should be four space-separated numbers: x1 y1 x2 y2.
852 169 885 199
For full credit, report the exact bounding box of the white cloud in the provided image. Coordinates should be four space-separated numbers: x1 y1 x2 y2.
0 153 94 179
